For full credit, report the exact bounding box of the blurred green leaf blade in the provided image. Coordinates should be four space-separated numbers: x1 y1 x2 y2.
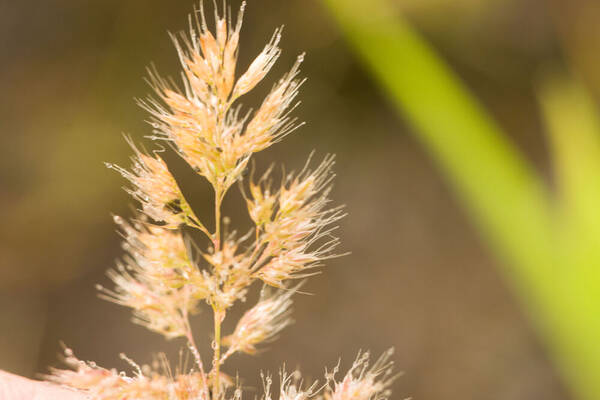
323 1 600 399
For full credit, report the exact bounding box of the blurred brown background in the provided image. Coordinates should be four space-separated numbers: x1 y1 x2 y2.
2 0 599 398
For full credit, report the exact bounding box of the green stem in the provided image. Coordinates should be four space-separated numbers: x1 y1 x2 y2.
214 187 223 251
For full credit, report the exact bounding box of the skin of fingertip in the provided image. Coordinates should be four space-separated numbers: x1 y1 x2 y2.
0 371 86 400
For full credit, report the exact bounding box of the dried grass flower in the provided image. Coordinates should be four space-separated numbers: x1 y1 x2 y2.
47 2 396 400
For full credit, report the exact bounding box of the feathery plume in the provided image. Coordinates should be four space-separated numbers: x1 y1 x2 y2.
325 350 397 400
106 142 187 227
48 347 208 400
249 155 346 287
141 2 304 196
97 216 205 339
233 28 282 99
48 2 397 400
262 370 317 400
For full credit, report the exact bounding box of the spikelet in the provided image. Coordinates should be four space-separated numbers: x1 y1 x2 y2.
262 370 317 400
106 141 187 227
245 165 277 227
324 350 397 400
278 370 317 400
233 54 305 156
233 28 281 98
222 285 297 357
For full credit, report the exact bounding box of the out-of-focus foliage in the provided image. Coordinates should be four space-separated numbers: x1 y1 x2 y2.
322 0 600 399
537 76 600 400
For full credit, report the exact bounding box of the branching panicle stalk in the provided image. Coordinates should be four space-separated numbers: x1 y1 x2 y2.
184 321 209 397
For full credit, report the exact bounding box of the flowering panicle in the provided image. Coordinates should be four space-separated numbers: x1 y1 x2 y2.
48 2 397 400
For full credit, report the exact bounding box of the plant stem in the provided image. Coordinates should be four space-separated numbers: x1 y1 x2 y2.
211 184 224 398
212 307 223 399
185 329 209 397
255 226 260 251
214 186 223 251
